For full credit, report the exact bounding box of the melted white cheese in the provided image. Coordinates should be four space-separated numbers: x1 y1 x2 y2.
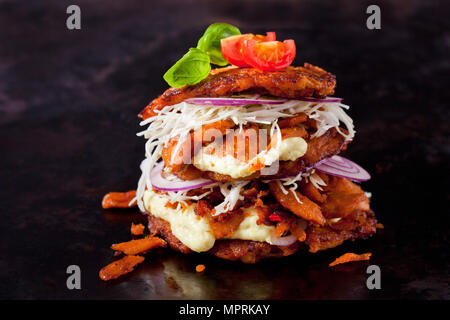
143 190 277 252
278 137 308 161
193 137 307 178
143 190 215 252
226 209 275 243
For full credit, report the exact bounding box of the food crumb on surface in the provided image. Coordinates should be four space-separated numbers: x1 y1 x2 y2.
102 190 137 209
99 255 145 281
131 223 145 235
196 264 206 273
329 252 372 267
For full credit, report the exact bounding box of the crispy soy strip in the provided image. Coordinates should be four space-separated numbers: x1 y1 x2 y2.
279 126 307 139
274 216 306 242
290 223 306 242
99 255 145 281
131 223 145 236
111 236 167 255
329 252 372 267
299 179 326 203
269 181 326 226
278 113 307 128
102 191 137 209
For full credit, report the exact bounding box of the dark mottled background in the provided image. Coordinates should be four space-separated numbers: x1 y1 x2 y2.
0 0 448 299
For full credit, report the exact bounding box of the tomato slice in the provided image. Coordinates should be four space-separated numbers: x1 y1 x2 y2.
221 32 276 67
265 32 276 41
242 39 296 71
220 34 253 67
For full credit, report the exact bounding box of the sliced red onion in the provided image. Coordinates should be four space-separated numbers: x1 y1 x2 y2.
270 234 298 246
184 97 288 106
184 95 342 106
262 155 369 182
295 97 343 103
314 155 371 182
149 161 215 191
304 157 329 171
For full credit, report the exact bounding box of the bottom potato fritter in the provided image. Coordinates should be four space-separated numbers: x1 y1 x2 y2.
147 211 376 263
209 239 300 263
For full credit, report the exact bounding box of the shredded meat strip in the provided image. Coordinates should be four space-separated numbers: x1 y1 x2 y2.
269 181 326 226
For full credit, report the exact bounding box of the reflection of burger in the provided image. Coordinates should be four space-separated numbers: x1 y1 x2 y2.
135 23 377 263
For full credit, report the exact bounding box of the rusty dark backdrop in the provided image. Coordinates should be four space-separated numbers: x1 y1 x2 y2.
0 0 448 299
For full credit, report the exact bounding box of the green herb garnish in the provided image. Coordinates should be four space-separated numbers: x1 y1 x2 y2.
163 23 241 87
163 48 211 88
197 23 241 66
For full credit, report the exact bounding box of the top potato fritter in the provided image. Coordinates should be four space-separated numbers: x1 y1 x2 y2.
139 63 336 119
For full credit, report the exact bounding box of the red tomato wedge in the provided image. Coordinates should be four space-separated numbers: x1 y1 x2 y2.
265 32 276 41
242 39 296 71
221 32 276 67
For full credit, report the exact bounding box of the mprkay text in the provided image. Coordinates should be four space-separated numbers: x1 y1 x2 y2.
179 303 271 317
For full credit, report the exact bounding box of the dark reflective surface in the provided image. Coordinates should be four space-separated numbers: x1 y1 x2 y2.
0 0 448 299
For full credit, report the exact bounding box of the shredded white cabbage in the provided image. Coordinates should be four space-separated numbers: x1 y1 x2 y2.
213 180 250 215
306 171 328 191
135 98 352 212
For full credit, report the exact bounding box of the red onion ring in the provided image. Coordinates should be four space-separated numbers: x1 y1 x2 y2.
149 161 215 191
184 96 342 106
270 234 298 246
184 97 288 106
262 155 370 183
314 155 371 181
295 97 343 103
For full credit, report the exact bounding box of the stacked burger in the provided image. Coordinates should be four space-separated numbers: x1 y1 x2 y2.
134 25 377 263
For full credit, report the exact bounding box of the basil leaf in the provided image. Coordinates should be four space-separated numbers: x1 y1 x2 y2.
197 22 241 66
163 48 211 88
